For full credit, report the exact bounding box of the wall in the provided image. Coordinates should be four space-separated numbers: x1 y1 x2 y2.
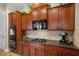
0 4 6 50
74 3 79 48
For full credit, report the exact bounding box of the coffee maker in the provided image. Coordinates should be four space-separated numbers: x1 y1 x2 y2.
59 32 72 45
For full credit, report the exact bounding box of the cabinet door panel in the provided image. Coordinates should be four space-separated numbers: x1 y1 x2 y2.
35 45 44 56
9 13 16 26
23 43 29 56
22 15 28 30
48 8 59 30
70 50 79 56
12 14 16 26
45 45 58 56
17 42 23 55
39 6 48 20
59 4 75 31
45 49 57 56
27 14 32 30
16 12 22 40
32 9 39 20
29 44 36 56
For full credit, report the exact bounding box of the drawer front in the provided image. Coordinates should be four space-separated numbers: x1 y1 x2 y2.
70 50 79 56
45 45 59 50
45 49 58 56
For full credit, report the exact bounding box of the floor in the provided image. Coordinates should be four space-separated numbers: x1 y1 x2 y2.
0 50 19 56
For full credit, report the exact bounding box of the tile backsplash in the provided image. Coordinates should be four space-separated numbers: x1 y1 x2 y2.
25 30 74 41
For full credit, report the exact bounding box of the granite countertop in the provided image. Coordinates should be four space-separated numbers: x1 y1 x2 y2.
45 40 79 50
23 36 79 50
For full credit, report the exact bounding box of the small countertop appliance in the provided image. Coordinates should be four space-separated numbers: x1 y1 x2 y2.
59 32 72 45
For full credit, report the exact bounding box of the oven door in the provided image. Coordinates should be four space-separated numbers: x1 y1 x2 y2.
9 26 16 49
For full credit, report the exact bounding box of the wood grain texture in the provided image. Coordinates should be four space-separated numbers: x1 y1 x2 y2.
48 7 59 30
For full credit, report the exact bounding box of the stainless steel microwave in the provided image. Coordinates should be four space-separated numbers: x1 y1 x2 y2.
32 20 47 30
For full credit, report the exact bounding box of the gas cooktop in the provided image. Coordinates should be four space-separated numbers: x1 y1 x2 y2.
31 38 47 43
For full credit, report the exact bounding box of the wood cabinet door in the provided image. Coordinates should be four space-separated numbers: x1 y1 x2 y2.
27 14 32 30
9 13 16 26
45 49 58 56
22 42 29 56
22 15 28 30
69 49 79 56
32 9 39 20
36 48 44 56
29 43 36 56
48 8 59 30
15 11 22 40
44 45 58 56
16 42 23 55
12 13 16 26
39 6 48 20
35 44 44 56
56 47 71 56
59 4 75 31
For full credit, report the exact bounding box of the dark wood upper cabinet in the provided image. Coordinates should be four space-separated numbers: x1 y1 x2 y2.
15 11 22 40
9 13 16 26
27 13 32 30
21 5 48 30
48 4 75 31
22 13 32 30
59 4 75 31
32 5 48 20
48 8 59 30
32 9 39 20
22 15 28 30
39 5 48 20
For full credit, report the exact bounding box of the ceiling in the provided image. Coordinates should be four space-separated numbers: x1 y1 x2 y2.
6 3 31 12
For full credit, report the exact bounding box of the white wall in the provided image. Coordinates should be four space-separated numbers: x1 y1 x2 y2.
74 3 79 48
0 4 6 50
